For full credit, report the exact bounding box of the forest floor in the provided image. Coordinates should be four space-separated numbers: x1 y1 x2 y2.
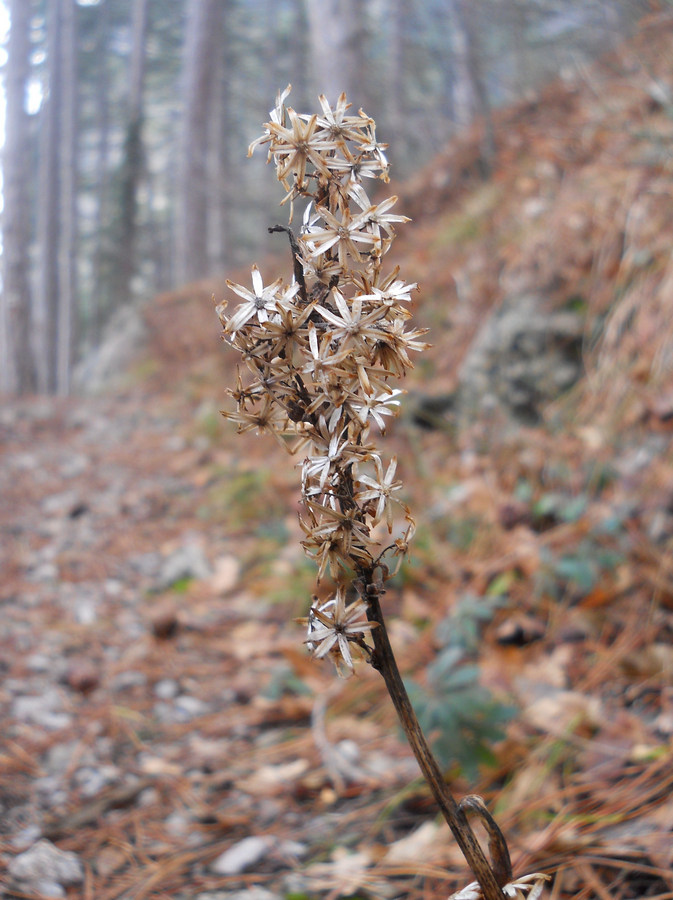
3 10 673 900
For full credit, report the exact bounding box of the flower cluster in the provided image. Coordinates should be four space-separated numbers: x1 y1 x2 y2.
218 87 428 676
450 872 551 900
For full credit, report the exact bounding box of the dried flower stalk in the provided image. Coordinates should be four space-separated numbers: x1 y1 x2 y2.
218 87 546 900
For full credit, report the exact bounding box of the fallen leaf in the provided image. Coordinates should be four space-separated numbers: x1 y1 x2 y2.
237 759 309 796
383 819 448 864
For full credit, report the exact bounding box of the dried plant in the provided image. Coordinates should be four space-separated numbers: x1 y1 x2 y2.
217 86 548 900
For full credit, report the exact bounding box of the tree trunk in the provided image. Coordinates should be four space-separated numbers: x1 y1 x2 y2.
0 0 36 394
35 0 62 393
174 0 222 285
448 0 496 175
115 0 150 306
90 0 112 350
56 0 78 395
306 0 362 104
209 25 228 274
384 0 407 144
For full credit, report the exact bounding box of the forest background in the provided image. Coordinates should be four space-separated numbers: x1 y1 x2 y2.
0 0 648 396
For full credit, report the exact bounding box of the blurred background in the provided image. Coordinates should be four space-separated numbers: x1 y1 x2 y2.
0 0 651 396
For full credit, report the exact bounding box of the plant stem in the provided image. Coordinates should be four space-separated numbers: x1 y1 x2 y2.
366 589 506 900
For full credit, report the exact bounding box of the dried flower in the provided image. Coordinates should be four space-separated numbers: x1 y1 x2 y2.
224 266 286 333
301 587 378 677
355 456 403 532
450 873 551 900
220 88 427 674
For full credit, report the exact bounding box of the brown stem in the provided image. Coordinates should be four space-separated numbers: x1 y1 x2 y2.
459 795 512 887
268 224 308 305
365 587 506 900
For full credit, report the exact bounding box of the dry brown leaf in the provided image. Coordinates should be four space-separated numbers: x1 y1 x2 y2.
383 819 449 865
237 759 310 796
524 689 603 736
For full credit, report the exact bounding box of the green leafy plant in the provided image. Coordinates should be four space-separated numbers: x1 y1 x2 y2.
406 599 517 780
537 528 625 601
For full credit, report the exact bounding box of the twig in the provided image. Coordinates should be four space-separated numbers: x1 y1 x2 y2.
365 580 506 900
459 794 513 886
268 225 308 305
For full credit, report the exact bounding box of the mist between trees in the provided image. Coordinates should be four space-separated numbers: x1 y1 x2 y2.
0 0 648 395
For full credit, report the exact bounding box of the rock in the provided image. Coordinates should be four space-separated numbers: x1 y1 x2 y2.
153 693 209 724
72 592 99 626
42 490 80 517
407 391 455 430
71 303 146 395
26 653 53 673
457 295 584 425
31 880 66 898
34 775 68 808
165 811 190 836
12 690 72 731
174 694 209 719
154 678 180 699
8 839 84 888
11 825 43 850
28 562 59 584
111 669 148 691
157 539 211 590
129 551 163 579
44 742 80 777
74 764 120 797
209 836 275 875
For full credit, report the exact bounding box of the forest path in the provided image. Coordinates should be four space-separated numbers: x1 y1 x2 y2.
0 389 417 899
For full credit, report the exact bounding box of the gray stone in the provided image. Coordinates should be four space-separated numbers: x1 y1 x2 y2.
32 880 66 898
59 454 89 478
457 295 584 425
209 836 275 875
74 764 119 797
111 670 148 691
277 839 308 859
129 551 163 579
34 775 69 808
11 825 43 850
26 653 53 673
174 695 209 718
153 693 209 724
44 742 79 776
12 690 72 731
71 303 146 395
165 811 190 836
42 490 80 517
8 839 84 886
73 593 98 625
157 539 211 589
28 562 59 584
154 678 180 700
